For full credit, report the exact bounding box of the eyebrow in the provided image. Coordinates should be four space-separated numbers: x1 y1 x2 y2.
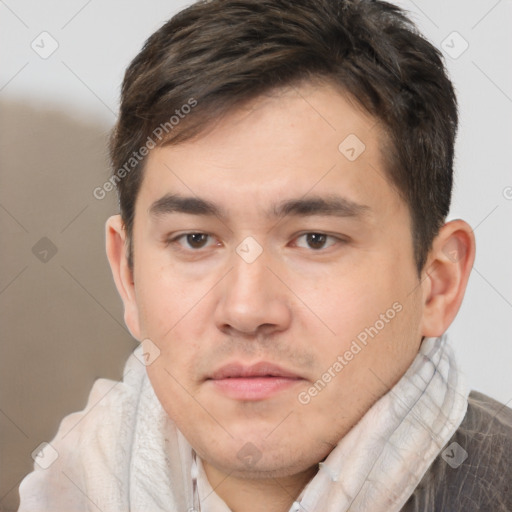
148 193 371 221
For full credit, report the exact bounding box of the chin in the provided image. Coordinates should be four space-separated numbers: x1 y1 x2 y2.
199 438 323 480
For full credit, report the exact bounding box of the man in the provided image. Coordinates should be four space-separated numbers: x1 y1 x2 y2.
18 0 512 510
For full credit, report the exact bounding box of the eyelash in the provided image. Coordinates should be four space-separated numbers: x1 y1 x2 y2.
165 232 346 253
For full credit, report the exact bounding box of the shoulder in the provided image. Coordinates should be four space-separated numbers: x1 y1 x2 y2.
402 390 512 512
17 347 147 511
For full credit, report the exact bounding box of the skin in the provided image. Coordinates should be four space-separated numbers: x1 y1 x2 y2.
106 80 475 512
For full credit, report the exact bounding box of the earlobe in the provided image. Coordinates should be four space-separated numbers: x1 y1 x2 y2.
105 215 142 341
420 219 476 337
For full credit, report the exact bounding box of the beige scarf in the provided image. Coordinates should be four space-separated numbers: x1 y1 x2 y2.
18 334 468 512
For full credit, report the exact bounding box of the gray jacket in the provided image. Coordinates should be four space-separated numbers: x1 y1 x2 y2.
402 391 512 511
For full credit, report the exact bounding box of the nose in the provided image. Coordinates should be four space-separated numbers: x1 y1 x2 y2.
214 244 292 337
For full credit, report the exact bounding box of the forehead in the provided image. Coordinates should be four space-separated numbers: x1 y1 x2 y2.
136 81 402 223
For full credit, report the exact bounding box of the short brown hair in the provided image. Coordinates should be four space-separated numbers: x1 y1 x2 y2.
108 0 458 276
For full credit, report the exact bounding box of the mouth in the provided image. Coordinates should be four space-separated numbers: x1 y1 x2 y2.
206 362 304 401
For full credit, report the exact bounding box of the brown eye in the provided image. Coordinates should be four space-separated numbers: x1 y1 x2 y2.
305 233 327 249
185 233 210 249
295 233 338 250
168 232 216 251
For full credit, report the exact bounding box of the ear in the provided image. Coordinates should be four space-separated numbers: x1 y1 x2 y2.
419 219 476 337
105 214 142 341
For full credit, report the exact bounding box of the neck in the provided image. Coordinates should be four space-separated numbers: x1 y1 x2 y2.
202 460 318 512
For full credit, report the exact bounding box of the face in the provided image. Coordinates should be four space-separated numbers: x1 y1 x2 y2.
127 81 425 478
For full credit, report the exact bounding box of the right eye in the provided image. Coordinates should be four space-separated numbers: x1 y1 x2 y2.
166 232 221 252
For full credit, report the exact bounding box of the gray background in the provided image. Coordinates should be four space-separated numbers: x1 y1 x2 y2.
1 1 511 510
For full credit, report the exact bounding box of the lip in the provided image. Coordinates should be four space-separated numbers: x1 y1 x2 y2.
206 361 304 401
209 361 301 380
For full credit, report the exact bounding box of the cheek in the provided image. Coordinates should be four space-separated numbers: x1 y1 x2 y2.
135 278 207 402
300 272 384 349
135 258 210 339
146 360 205 436
300 259 418 385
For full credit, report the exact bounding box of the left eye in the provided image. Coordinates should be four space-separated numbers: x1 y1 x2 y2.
294 233 338 250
